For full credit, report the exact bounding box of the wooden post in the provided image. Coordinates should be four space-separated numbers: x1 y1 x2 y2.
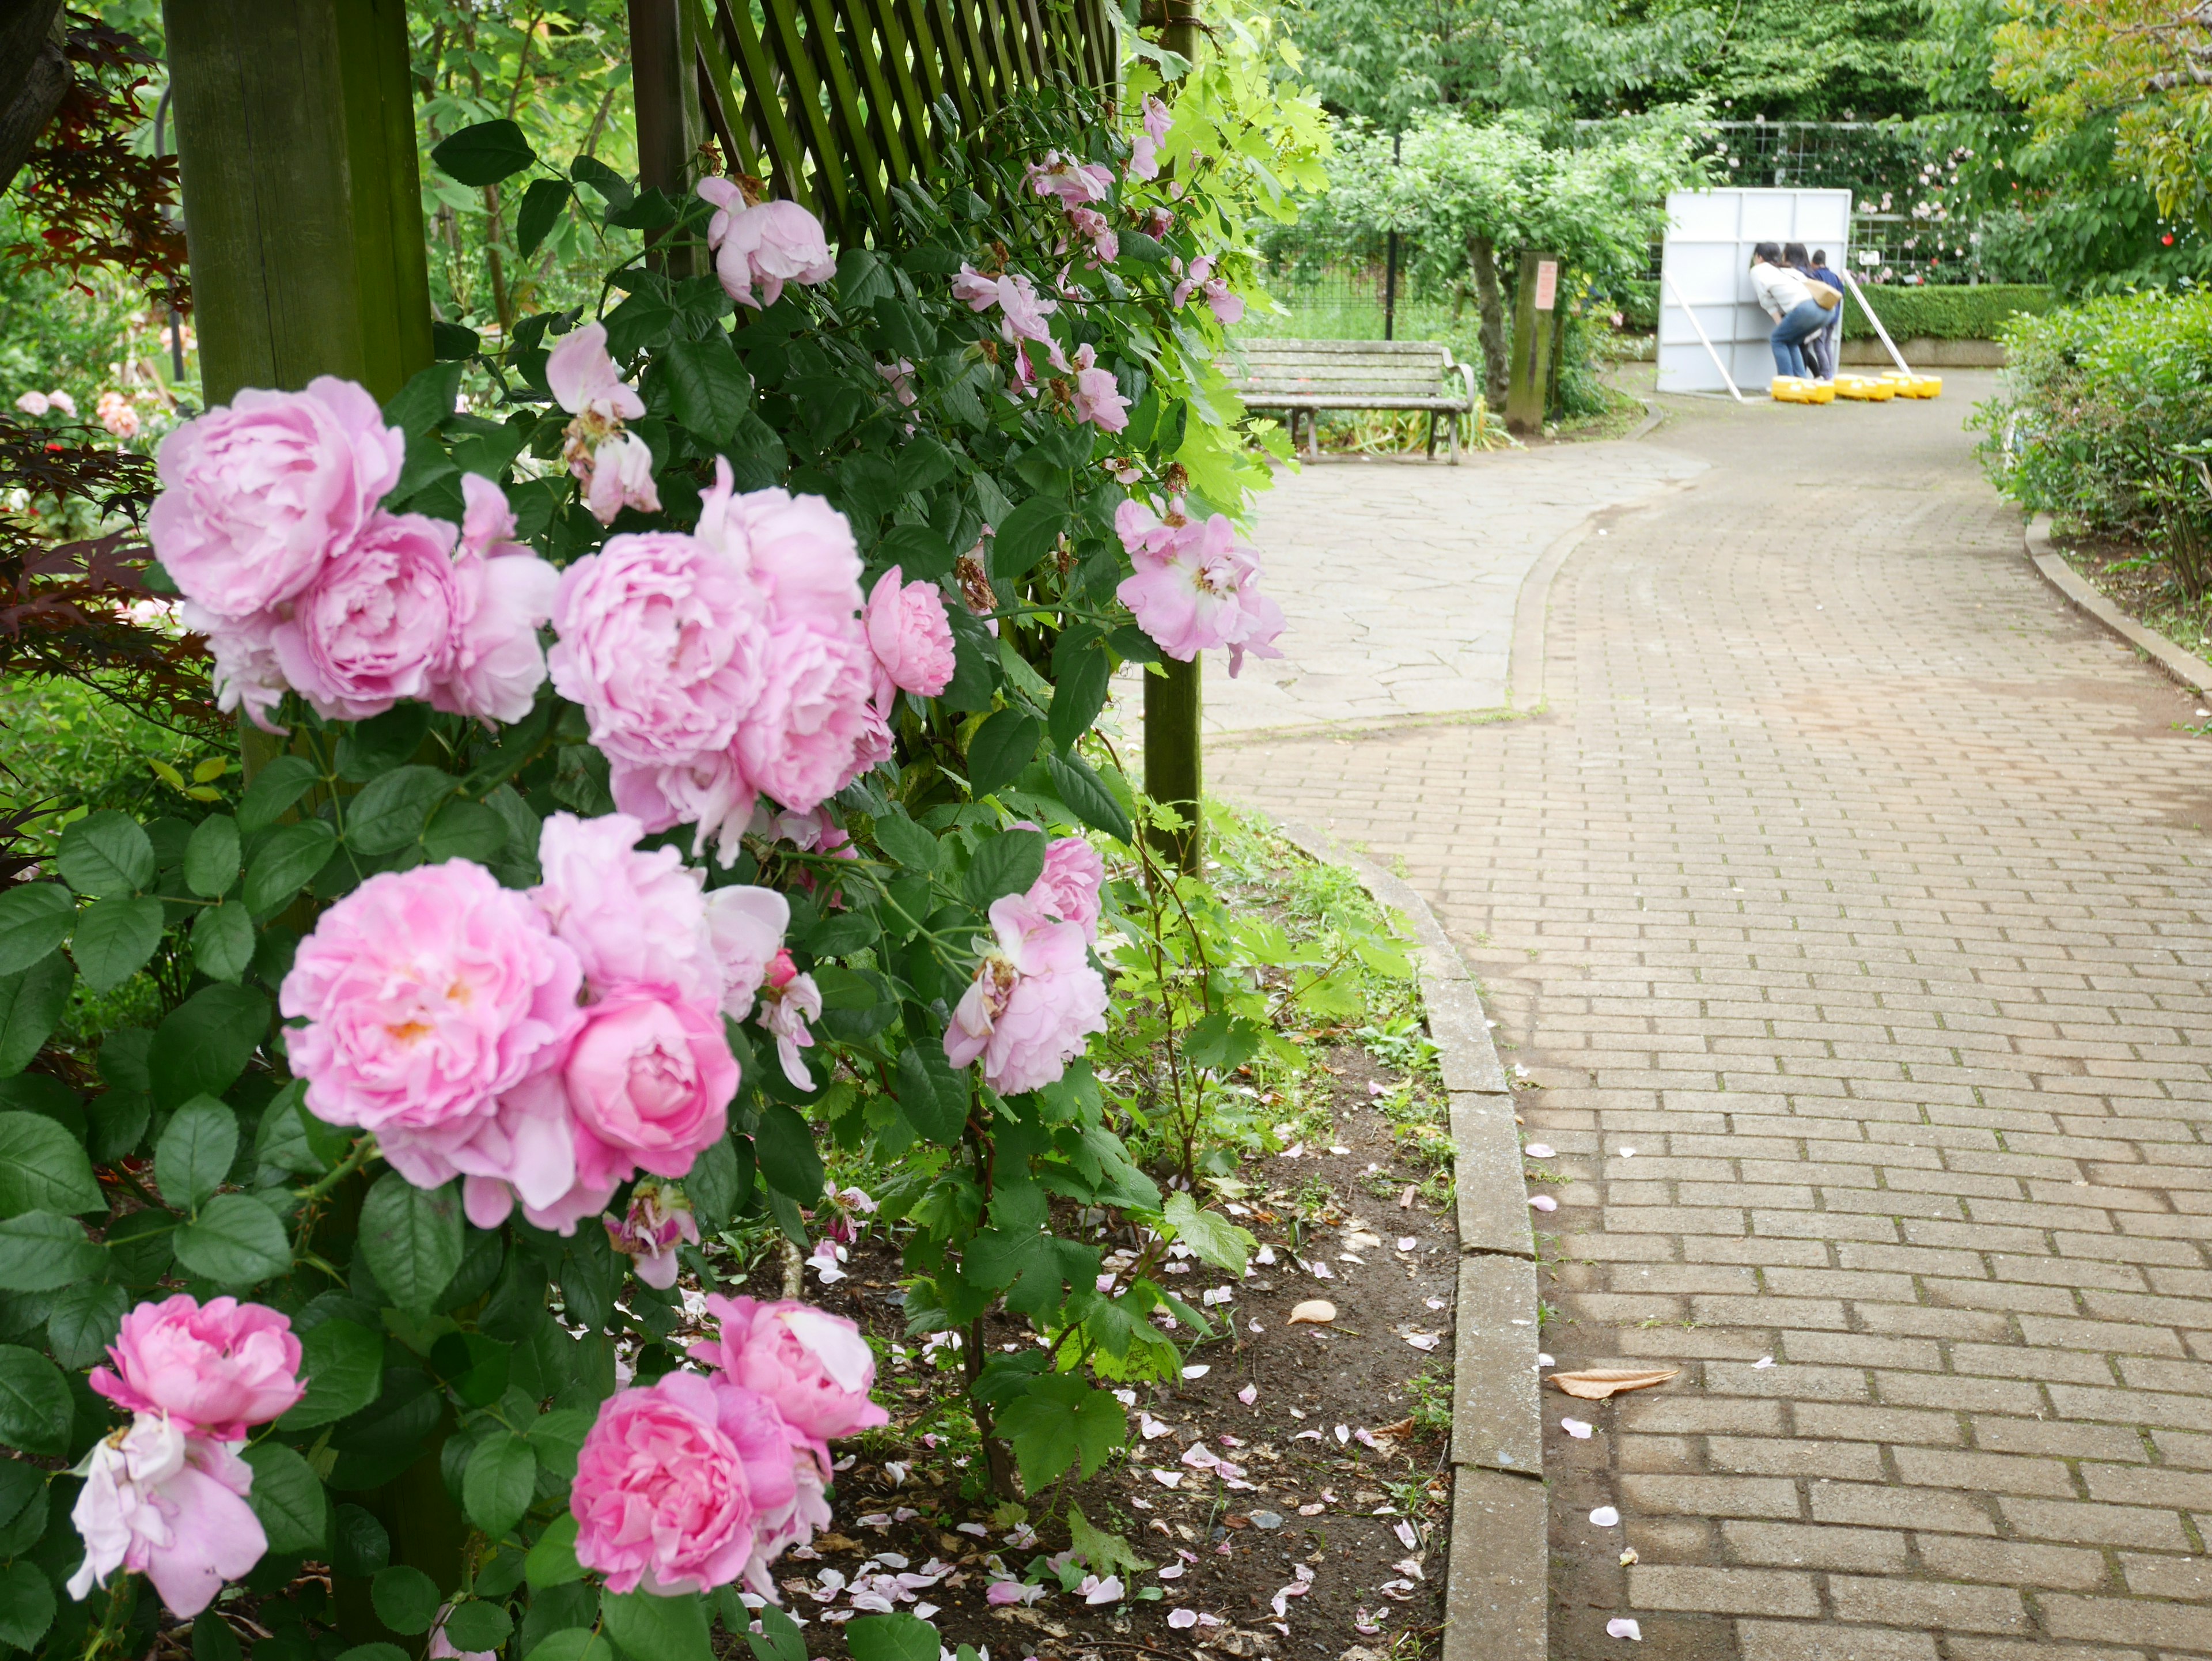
162 0 432 407
1144 0 1204 877
630 0 706 276
1505 249 1559 437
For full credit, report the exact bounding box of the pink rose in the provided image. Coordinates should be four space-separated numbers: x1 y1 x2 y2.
269 509 459 720
609 752 757 865
149 376 403 619
688 1295 890 1443
570 1371 767 1595
945 892 1109 1096
547 529 770 767
1128 96 1172 180
1066 207 1119 265
604 1178 700 1289
755 948 823 1089
703 884 790 1020
1115 505 1285 676
190 607 287 733
698 180 836 310
548 323 658 525
445 1071 602 1235
1031 834 1105 940
565 988 737 1190
700 475 864 632
1025 151 1113 209
67 1414 266 1618
532 811 721 1005
1071 344 1129 433
863 565 956 706
952 266 1057 346
282 860 584 1145
548 321 646 423
733 623 877 815
429 474 558 724
89 1296 304 1440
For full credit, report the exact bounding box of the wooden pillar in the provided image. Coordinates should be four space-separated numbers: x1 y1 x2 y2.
1505 249 1559 437
628 0 706 276
163 0 432 407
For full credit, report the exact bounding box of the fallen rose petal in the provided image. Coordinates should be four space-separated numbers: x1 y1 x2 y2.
1753 1356 1775 1369
1537 1352 1555 1365
1150 1469 1183 1488
1529 1195 1558 1212
1298 1502 1325 1515
1394 1520 1418 1550
1524 1143 1555 1159
1427 1296 1449 1310
1334 1424 1350 1444
1249 1319 1264 1333
1167 1609 1198 1629
1183 1364 1210 1379
1550 1367 1680 1400
1141 1414 1173 1439
1403 1333 1441 1351
1158 1565 1185 1579
1237 1384 1257 1405
1591 1506 1620 1527
1561 1418 1594 1439
1397 1236 1417 1251
1293 1429 1323 1441
1287 1300 1336 1325
1607 1618 1643 1641
1309 1260 1335 1279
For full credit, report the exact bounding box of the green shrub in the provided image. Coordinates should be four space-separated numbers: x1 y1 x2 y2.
1972 288 2212 589
1840 282 2055 340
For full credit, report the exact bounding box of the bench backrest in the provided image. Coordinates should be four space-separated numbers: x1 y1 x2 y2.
1221 338 1457 399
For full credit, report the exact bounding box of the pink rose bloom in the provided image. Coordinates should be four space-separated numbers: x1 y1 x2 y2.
282 860 584 1147
90 1296 303 1440
605 1178 700 1289
548 528 770 767
149 376 402 619
1143 205 1175 237
877 357 917 408
952 265 1057 346
609 752 757 866
698 180 836 310
1066 207 1119 265
429 475 558 724
191 607 288 733
704 884 790 1020
1113 495 1180 558
548 321 645 423
1031 834 1105 940
570 1371 763 1595
688 1295 890 1443
448 1072 604 1235
734 623 876 815
699 472 864 633
1204 277 1245 326
269 509 458 721
863 565 956 707
566 987 738 1191
548 322 658 525
533 811 721 1006
1025 150 1113 209
944 892 1109 1096
753 948 822 1089
743 1447 834 1598
1116 508 1285 676
67 1414 266 1618
1070 344 1129 433
1128 96 1172 180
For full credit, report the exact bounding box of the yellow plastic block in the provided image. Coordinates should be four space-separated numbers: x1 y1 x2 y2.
1770 376 1833 404
1834 374 1897 402
1879 370 1944 399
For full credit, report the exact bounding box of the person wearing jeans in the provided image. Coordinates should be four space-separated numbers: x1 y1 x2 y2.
1749 243 1827 377
1808 249 1846 379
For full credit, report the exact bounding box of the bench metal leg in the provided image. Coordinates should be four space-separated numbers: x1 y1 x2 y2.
1448 407 1460 466
1425 410 1437 459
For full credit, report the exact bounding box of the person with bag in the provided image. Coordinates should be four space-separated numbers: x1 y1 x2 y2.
1807 248 1847 380
1785 242 1842 380
1750 243 1830 378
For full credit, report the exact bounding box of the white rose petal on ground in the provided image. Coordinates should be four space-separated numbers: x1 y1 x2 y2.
1561 1418 1594 1439
1529 1194 1558 1212
1591 1506 1620 1527
1524 1143 1555 1159
1167 1609 1198 1629
1608 1618 1643 1641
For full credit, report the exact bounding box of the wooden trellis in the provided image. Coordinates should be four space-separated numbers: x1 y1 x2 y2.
644 0 1119 245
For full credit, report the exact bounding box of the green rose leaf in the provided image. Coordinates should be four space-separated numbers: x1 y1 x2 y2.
44 1278 127 1369
70 896 165 993
752 1103 824 1203
0 1344 71 1455
990 495 1066 578
58 810 154 898
0 1212 104 1291
432 117 536 187
0 1558 54 1651
191 901 256 985
236 755 320 835
370 1564 440 1636
361 1172 463 1315
660 338 752 444
516 176 574 258
244 820 340 916
844 1612 943 1661
244 1439 327 1552
525 1512 585 1588
346 767 453 856
443 1602 512 1651
0 1110 103 1215
157 1095 240 1213
964 827 1047 910
463 1432 537 1540
193 1608 242 1661
149 983 270 1109
0 884 74 975
964 709 1041 801
1046 749 1133 845
184 815 242 900
175 1193 291 1286
600 1588 713 1661
0 954 73 1077
0 1459 47 1558
281 1318 385 1429
871 810 940 873
894 1044 968 1142
1047 647 1112 755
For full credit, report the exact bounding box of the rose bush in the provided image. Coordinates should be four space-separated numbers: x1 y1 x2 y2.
0 70 1326 1661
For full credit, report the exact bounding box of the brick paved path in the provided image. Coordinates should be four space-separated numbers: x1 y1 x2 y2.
1218 380 2212 1659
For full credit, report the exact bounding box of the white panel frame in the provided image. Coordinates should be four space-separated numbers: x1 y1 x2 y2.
1657 188 1853 394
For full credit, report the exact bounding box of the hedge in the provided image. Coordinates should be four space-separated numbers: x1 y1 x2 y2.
1839 282 2054 340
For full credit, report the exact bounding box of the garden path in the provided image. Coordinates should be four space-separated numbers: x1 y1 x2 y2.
1217 372 2212 1658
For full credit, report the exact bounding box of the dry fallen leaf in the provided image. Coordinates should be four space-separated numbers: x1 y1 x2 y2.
1398 1185 1416 1208
1547 1367 1680 1400
1287 1299 1338 1325
1375 1417 1414 1437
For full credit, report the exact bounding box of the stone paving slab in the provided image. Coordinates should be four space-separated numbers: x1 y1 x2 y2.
1218 374 2212 1658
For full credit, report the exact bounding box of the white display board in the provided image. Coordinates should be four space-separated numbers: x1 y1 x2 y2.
1657 188 1852 394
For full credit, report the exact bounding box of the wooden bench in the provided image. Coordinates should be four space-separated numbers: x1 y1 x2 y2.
1220 338 1480 463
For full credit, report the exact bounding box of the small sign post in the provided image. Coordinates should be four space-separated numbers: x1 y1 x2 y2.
1506 251 1561 435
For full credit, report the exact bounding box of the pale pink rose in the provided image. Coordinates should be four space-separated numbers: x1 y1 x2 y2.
13 390 47 417
547 320 645 422
565 987 738 1191
753 948 823 1089
1066 207 1119 265
1203 277 1245 326
952 266 1057 346
1143 205 1175 237
282 860 585 1146
440 1070 603 1236
149 376 402 619
688 1295 891 1443
1032 834 1105 940
1026 150 1113 209
863 565 956 707
429 477 558 724
703 884 790 1020
1113 495 1179 559
1128 95 1171 179
846 702 896 787
944 892 1109 1095
570 1371 762 1595
700 473 864 631
609 752 757 865
89 1296 302 1440
698 181 836 310
734 623 876 815
187 606 288 733
68 1414 267 1618
268 509 458 721
581 429 661 525
532 811 721 1005
742 1446 834 1598
1143 94 1173 147
1116 508 1285 676
46 389 75 418
877 358 917 408
605 1178 700 1289
1071 344 1130 433
547 528 770 767
98 390 141 438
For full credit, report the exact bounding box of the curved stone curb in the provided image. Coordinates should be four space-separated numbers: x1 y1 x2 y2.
1236 807 1547 1661
2025 511 2212 693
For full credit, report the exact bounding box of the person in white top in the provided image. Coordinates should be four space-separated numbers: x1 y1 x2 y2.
1750 242 1831 379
